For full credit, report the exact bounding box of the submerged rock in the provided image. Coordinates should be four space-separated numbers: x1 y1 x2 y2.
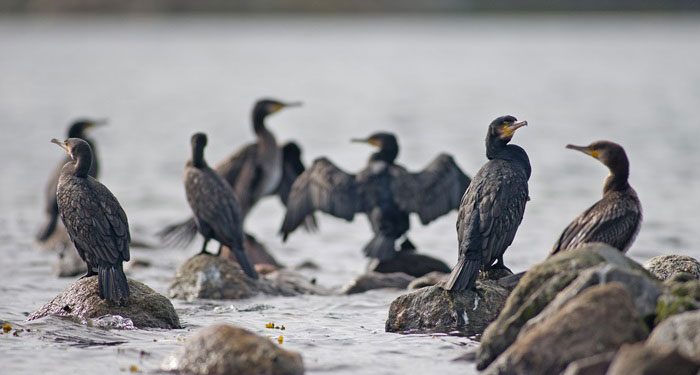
161 323 304 375
648 309 700 361
645 254 700 281
407 271 449 290
370 251 451 278
169 254 327 301
477 243 652 370
385 280 509 335
28 277 179 329
341 272 414 294
483 284 648 375
606 343 700 375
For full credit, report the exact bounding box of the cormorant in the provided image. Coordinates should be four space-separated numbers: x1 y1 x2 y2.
280 132 471 261
158 99 315 247
184 132 259 279
550 141 642 255
37 119 105 243
51 137 130 304
444 116 530 291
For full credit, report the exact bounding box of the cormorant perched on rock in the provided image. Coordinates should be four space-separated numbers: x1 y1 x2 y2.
158 99 315 247
38 119 105 243
444 116 530 291
184 133 258 279
280 132 471 261
550 141 642 255
51 137 130 304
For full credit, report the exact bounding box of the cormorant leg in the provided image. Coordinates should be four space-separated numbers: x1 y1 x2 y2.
399 237 417 252
199 238 211 255
492 257 512 273
216 244 223 256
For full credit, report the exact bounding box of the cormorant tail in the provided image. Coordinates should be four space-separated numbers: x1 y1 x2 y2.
36 213 59 242
97 264 130 304
231 248 259 280
444 257 480 291
363 235 396 261
157 217 198 248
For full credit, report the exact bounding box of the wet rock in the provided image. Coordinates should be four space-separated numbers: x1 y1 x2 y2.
645 254 700 281
407 271 449 290
385 280 509 335
477 243 650 370
53 244 88 277
561 351 616 375
341 272 414 294
28 277 180 329
606 343 700 375
648 310 700 360
483 284 648 375
370 251 451 278
161 323 304 375
169 254 328 301
219 233 281 268
655 279 700 324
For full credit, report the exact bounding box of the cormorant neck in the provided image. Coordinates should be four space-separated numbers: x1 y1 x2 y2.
486 136 509 160
73 152 92 178
252 110 269 135
603 158 630 193
191 146 207 168
370 145 398 164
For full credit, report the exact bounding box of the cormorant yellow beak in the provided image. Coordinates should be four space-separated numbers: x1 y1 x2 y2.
501 120 528 138
89 119 108 128
566 144 599 159
351 137 381 147
51 138 72 156
271 101 302 113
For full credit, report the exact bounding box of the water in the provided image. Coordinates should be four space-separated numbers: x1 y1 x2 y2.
1 14 699 374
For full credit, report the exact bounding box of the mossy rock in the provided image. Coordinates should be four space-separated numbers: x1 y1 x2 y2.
655 279 700 324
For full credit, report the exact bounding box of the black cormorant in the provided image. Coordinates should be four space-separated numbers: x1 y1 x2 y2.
550 141 642 255
184 132 259 279
280 132 471 261
38 119 105 243
51 137 130 304
158 99 314 247
444 116 530 291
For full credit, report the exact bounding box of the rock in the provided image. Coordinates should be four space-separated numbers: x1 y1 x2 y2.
161 324 304 375
28 277 180 329
407 272 449 290
606 343 700 375
477 243 651 370
370 251 451 277
561 351 616 375
53 244 88 277
385 280 509 335
648 310 700 361
341 272 415 294
219 232 281 268
483 284 648 375
655 279 700 324
645 254 700 281
169 254 328 301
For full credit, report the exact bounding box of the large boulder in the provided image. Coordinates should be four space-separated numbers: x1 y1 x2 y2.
341 272 415 294
369 251 451 278
645 254 700 281
647 309 700 361
169 254 328 301
28 277 180 329
655 279 700 324
161 324 304 375
606 343 700 375
385 280 509 336
477 243 652 370
483 283 648 375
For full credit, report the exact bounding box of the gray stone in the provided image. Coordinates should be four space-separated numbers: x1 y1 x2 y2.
561 351 615 375
28 277 180 329
482 284 648 375
645 254 700 281
407 271 449 290
385 280 509 335
161 324 304 375
341 272 414 294
607 343 699 375
648 310 700 361
369 251 451 277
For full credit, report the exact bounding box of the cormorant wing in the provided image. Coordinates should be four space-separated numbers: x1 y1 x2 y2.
280 157 361 240
390 154 471 225
276 142 319 231
214 143 261 214
60 177 131 265
551 196 641 255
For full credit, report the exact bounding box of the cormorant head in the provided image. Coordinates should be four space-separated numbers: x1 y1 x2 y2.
51 137 92 161
351 132 399 163
190 132 208 167
488 115 527 143
566 141 628 169
67 118 107 138
253 98 303 118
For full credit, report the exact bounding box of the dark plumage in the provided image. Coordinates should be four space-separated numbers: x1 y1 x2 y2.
158 99 314 247
280 132 471 261
445 116 530 291
51 137 130 304
550 141 642 255
37 119 105 243
184 133 258 279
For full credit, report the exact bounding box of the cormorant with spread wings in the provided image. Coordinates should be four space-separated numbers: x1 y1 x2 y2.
280 132 470 261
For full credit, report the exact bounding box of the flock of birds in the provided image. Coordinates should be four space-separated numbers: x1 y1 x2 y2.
39 98 642 304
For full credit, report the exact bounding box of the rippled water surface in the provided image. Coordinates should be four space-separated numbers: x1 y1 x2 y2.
1 14 699 375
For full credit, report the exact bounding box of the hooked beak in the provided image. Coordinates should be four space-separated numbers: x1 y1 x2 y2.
566 144 599 159
350 137 381 147
501 120 528 138
51 138 71 156
282 101 303 108
90 118 108 127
